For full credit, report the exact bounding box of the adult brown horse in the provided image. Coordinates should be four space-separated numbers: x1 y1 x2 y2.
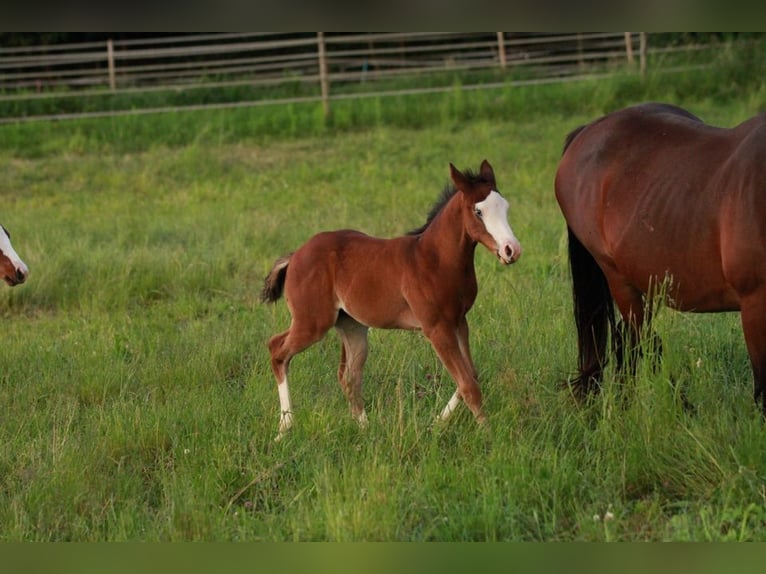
555 102 766 411
262 160 522 440
0 226 28 287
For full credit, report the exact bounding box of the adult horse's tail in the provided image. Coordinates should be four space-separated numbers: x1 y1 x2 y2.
261 254 292 303
561 124 619 396
566 226 618 395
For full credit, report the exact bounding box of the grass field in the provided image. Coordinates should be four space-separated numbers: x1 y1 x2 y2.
1 52 766 540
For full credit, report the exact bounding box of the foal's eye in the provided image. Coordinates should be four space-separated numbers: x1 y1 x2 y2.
474 208 483 219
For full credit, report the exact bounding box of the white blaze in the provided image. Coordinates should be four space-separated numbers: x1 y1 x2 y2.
475 190 522 264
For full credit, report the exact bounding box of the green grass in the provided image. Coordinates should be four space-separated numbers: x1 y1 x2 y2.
0 49 766 540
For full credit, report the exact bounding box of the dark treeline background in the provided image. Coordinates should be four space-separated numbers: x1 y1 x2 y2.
0 33 197 47
0 32 757 48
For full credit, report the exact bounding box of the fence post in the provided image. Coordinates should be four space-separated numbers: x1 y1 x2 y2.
624 32 634 66
496 32 506 68
317 32 330 117
107 39 116 91
639 32 647 79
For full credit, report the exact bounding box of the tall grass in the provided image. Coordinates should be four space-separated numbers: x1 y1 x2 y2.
0 44 765 540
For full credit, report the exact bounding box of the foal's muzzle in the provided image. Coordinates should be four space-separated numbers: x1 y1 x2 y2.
5 266 28 286
498 241 522 265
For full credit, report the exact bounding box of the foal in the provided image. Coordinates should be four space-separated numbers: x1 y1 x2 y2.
262 160 521 440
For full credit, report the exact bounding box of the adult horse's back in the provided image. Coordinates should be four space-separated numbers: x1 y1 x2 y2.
555 102 766 410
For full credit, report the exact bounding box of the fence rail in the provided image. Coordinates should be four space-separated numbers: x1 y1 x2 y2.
0 32 685 123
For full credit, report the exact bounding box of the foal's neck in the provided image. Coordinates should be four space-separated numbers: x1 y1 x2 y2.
419 193 477 266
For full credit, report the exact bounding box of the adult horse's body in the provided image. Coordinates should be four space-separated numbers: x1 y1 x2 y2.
555 102 766 410
262 160 521 439
0 226 28 287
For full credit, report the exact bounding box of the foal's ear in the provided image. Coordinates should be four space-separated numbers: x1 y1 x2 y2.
479 159 495 185
449 163 468 190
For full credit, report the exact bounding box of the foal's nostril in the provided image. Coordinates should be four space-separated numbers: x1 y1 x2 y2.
15 269 25 282
505 245 514 259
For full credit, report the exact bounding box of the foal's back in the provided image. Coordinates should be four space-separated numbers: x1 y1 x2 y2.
285 229 423 330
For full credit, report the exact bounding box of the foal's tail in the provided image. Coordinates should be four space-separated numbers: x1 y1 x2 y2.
567 226 618 396
261 254 292 303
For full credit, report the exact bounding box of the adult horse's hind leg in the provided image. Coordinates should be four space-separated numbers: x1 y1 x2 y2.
612 279 668 378
740 291 766 414
608 276 674 408
606 275 649 376
335 312 370 427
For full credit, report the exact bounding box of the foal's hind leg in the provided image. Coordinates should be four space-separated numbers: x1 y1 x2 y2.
335 312 370 427
268 309 338 441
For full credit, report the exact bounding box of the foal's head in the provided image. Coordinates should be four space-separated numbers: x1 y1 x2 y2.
0 226 28 286
451 160 522 265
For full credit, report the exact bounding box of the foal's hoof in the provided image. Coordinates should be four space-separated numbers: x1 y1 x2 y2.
355 410 369 430
274 428 291 442
430 415 447 430
275 412 294 442
476 415 491 436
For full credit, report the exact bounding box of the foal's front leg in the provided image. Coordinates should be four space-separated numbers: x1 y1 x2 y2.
437 318 479 421
425 319 486 424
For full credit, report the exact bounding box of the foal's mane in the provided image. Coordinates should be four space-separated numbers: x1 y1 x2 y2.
407 169 487 236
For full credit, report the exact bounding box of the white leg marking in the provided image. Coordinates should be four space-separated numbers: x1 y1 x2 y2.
355 409 369 429
438 390 462 421
275 379 293 442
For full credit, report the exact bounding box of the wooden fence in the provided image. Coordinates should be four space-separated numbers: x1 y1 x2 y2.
0 32 678 123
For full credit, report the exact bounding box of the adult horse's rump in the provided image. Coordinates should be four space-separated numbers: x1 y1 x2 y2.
0 226 28 286
262 160 522 440
555 102 766 410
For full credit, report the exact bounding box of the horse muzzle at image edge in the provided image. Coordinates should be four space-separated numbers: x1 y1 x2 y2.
0 226 29 287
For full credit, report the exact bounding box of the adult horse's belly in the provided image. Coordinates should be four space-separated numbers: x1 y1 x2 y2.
606 218 741 313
